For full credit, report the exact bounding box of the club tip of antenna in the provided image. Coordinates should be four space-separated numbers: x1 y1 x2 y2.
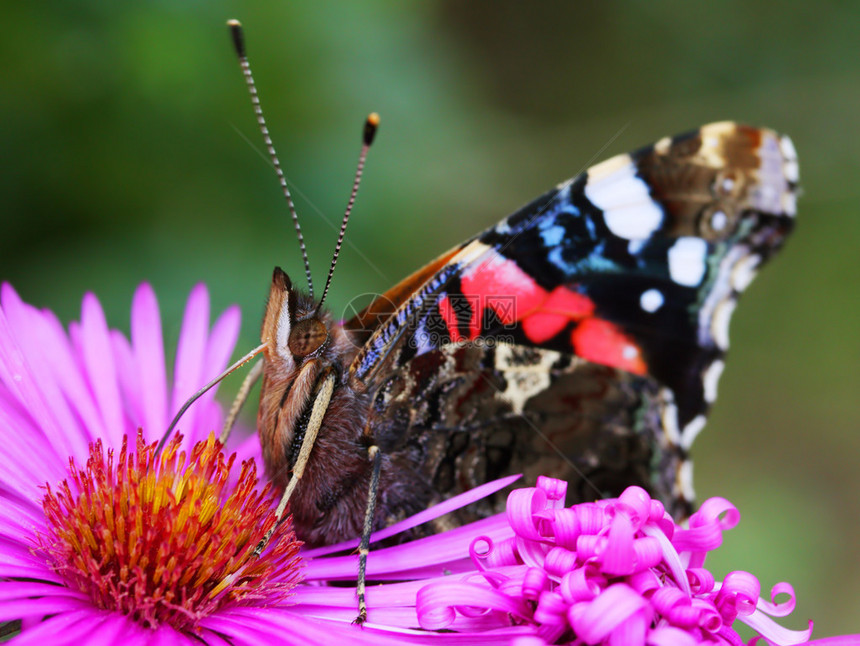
227 19 246 58
363 113 380 146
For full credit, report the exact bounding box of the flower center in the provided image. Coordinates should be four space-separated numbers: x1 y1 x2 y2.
38 432 303 631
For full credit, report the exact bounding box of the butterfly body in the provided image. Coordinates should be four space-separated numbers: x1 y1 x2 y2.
257 121 798 546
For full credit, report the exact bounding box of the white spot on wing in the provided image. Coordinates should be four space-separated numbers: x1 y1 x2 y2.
711 298 736 350
779 134 799 193
628 239 646 255
784 159 799 184
780 135 798 163
730 254 761 292
661 395 681 445
668 237 708 287
640 288 664 313
703 359 725 404
678 459 695 502
681 415 707 450
710 210 728 232
783 191 797 217
584 154 664 240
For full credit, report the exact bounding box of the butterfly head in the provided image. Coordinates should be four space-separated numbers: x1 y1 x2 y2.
261 267 332 373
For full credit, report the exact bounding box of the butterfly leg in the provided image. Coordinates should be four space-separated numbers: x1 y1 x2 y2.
354 444 382 625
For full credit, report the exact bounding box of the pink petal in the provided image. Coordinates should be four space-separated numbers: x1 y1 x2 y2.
550 508 581 549
110 330 141 432
507 486 549 542
602 507 636 576
740 612 813 646
9 609 114 646
569 583 650 644
756 582 798 618
646 625 700 646
0 388 65 489
715 570 761 619
543 546 577 577
417 581 531 630
38 307 105 446
199 306 241 415
1 286 90 460
304 474 521 558
0 286 71 459
79 293 124 448
171 284 210 436
131 283 168 440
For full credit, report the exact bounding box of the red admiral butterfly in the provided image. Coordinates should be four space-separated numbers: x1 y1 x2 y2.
212 21 798 623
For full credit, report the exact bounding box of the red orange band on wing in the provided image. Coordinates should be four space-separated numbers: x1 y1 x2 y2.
444 255 647 375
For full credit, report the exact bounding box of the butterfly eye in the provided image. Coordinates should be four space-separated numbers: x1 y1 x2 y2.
289 318 328 357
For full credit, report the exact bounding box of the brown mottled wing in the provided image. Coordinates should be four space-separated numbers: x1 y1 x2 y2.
363 343 680 528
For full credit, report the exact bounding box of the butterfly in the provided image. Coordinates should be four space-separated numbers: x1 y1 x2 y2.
256 119 798 545
216 20 798 624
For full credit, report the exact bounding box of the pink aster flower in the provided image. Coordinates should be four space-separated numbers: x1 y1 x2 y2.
0 282 838 645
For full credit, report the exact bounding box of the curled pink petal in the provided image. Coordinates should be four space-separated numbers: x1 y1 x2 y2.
536 475 567 508
575 533 605 561
631 536 662 569
686 567 715 594
692 496 740 531
692 596 723 633
521 567 549 600
570 583 650 644
484 535 520 568
507 486 549 541
616 486 652 529
647 625 700 646
533 589 568 626
512 637 548 646
627 569 660 598
551 508 581 548
601 508 636 576
575 503 608 535
716 570 761 619
756 582 798 618
672 519 724 554
559 567 603 603
516 533 552 569
543 546 577 577
651 587 697 629
608 604 647 646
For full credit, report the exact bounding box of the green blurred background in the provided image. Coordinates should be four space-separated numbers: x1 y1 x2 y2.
2 1 858 638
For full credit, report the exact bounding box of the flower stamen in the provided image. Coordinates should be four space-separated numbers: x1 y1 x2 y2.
37 431 303 632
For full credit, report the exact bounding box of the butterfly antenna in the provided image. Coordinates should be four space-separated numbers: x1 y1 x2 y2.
155 343 267 455
228 19 314 299
315 113 379 313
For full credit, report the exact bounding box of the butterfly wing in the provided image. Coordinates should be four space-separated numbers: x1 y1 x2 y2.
346 122 797 518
